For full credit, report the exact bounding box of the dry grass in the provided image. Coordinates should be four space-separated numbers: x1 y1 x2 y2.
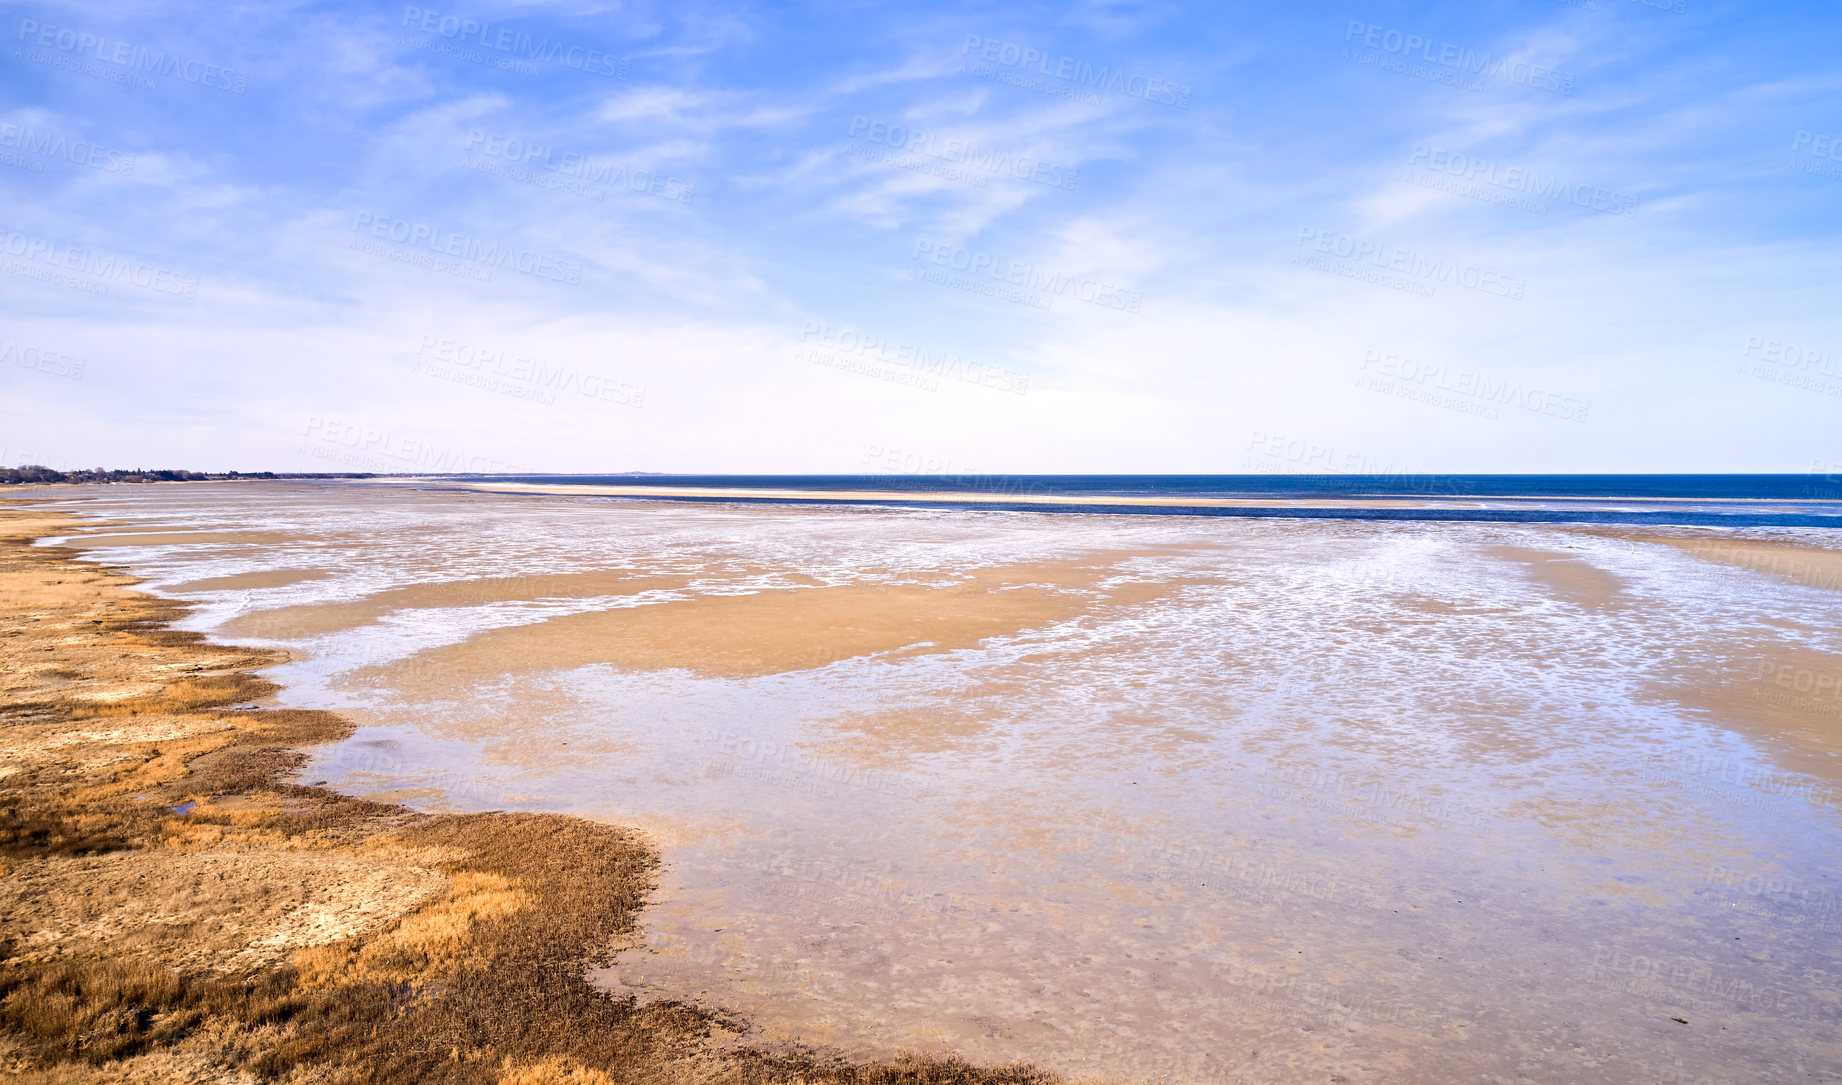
0 507 1061 1085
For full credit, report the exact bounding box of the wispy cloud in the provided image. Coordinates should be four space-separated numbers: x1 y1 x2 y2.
1 0 1838 471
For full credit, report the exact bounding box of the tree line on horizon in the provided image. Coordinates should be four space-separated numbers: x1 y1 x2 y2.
0 466 374 485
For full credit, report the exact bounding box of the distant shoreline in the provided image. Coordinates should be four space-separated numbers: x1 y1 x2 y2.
0 467 374 486
12 472 1842 528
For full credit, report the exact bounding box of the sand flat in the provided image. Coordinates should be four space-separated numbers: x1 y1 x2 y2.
1655 643 1842 786
169 569 333 592
66 531 304 547
223 570 692 640
1665 535 1842 592
1485 544 1625 608
373 556 1161 685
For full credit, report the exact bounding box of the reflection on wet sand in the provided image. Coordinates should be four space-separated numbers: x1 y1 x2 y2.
42 483 1842 1084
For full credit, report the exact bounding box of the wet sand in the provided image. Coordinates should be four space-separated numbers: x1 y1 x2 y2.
1651 535 1842 592
17 481 1842 1083
370 557 1174 685
0 501 1048 1085
224 570 693 640
167 568 331 592
63 530 306 547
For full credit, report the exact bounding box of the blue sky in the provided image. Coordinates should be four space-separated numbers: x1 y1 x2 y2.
2 0 1839 474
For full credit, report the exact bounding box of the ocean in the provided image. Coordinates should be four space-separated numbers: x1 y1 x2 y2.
455 473 1842 527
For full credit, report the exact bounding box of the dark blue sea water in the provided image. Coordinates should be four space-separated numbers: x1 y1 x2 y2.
454 474 1842 528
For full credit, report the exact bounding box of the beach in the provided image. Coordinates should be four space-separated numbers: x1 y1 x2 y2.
0 498 1041 1085
4 481 1841 1082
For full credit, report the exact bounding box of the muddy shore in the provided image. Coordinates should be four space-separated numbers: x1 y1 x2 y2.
0 503 1052 1085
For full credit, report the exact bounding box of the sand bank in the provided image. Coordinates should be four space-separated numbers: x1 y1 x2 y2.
223 570 693 641
365 556 1177 688
167 569 332 592
59 531 306 547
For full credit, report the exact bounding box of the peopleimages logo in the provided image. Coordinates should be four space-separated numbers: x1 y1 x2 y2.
1738 335 1842 399
1743 336 1841 378
1407 145 1637 217
1793 130 1842 161
799 321 1030 394
466 131 695 202
848 117 1078 190
348 211 583 284
16 19 250 93
1358 350 1589 422
0 224 199 298
301 417 520 473
959 35 1191 108
910 240 1143 313
400 7 628 78
1789 130 1842 181
413 334 646 407
1 339 87 380
0 124 135 175
1295 227 1526 301
1343 22 1574 96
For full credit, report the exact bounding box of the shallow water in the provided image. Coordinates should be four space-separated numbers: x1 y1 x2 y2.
31 481 1842 1083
